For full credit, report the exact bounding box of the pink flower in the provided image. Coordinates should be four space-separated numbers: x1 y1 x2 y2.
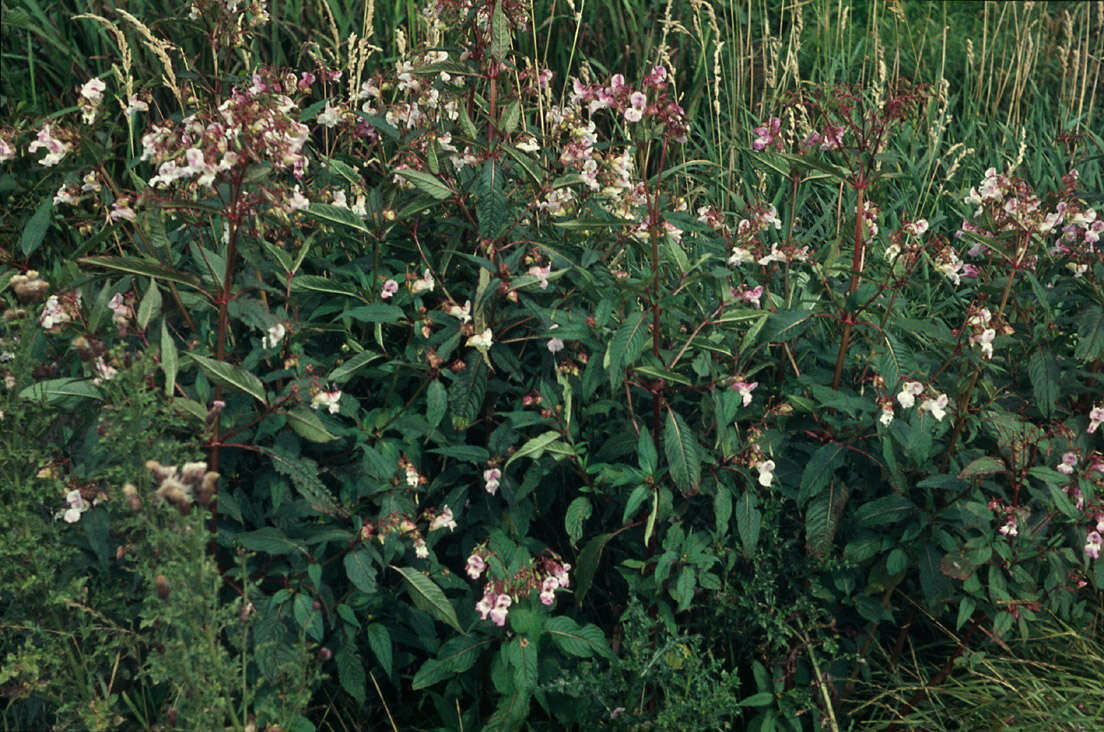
310 389 342 414
465 554 486 580
483 468 501 495
1000 518 1017 537
919 392 949 422
428 506 457 532
1056 452 1078 475
751 117 781 151
1088 405 1104 434
489 593 511 626
740 285 763 308
896 381 925 409
527 264 551 289
1084 531 1102 560
380 279 399 299
731 381 758 407
540 576 559 605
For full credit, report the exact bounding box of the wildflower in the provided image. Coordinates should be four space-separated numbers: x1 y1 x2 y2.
896 381 925 409
446 300 472 323
413 537 429 559
61 489 89 523
971 328 996 360
731 381 758 407
751 117 781 151
516 136 540 153
286 186 309 213
39 295 70 330
28 124 70 166
380 279 399 299
879 401 894 426
728 247 753 266
483 468 501 495
489 593 511 626
739 285 763 308
466 553 486 579
317 101 342 128
527 264 551 289
1088 405 1104 434
93 357 117 384
0 136 14 162
547 336 565 353
110 200 137 222
53 186 78 206
902 219 929 237
1057 452 1078 476
1085 531 1102 560
466 328 493 351
756 459 775 487
1000 518 1017 537
404 463 421 488
919 392 950 422
540 576 559 605
263 323 286 349
411 268 434 294
125 95 149 117
429 506 456 532
310 388 342 414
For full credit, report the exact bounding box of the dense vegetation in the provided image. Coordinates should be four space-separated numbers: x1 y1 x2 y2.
2 1 1102 729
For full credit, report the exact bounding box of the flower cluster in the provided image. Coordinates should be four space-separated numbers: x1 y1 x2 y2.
11 270 50 303
465 545 571 626
145 459 220 513
27 124 72 167
39 291 82 331
79 78 108 125
360 505 456 560
890 380 949 423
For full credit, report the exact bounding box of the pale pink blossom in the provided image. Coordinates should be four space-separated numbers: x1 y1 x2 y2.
896 381 925 409
483 468 501 495
310 389 342 414
919 392 950 422
756 459 775 487
1088 405 1104 434
466 328 493 350
380 279 399 299
428 506 457 532
1084 531 1102 560
731 381 758 407
1056 452 1078 476
466 553 486 579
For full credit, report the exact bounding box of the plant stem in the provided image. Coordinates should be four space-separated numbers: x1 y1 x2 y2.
832 185 866 390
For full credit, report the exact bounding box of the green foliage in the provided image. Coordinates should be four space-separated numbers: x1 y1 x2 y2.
2 0 1102 729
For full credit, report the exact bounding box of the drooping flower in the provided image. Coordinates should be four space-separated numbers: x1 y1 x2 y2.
1056 452 1078 476
446 300 471 323
879 401 894 426
411 268 435 294
466 328 494 351
540 576 559 605
488 593 511 626
1088 405 1104 434
466 553 486 579
1084 531 1102 560
1000 518 1018 537
429 506 457 533
61 489 89 523
483 468 501 495
731 381 758 407
310 388 342 414
263 323 286 349
756 459 775 487
896 381 925 409
919 392 950 422
380 279 399 299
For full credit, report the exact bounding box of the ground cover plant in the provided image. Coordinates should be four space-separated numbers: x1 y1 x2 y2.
1 0 1102 729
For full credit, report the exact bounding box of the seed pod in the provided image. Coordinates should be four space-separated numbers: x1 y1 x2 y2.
155 574 170 600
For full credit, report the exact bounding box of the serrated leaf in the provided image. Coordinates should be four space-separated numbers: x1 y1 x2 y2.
449 354 487 429
161 319 178 396
762 309 813 342
574 532 615 606
543 616 592 657
735 490 761 556
429 444 490 463
335 645 366 704
20 378 103 403
364 623 393 677
328 350 383 383
506 430 562 467
856 495 915 526
490 0 511 60
622 484 651 525
637 430 658 474
799 443 845 505
306 202 370 232
506 634 538 695
1027 350 1059 418
426 379 447 428
190 353 267 405
21 196 52 256
664 408 701 493
714 484 732 536
1074 306 1104 361
608 312 649 388
391 566 462 632
478 158 507 239
412 659 453 690
265 445 345 517
285 407 338 442
672 567 695 611
345 304 405 324
293 594 324 641
137 279 161 330
500 100 521 134
344 549 378 593
633 364 692 386
958 456 1006 479
237 527 308 556
565 496 592 546
290 274 361 298
396 169 451 199
79 256 203 291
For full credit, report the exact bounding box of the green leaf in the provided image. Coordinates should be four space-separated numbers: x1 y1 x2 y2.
637 430 658 474
190 353 267 405
622 484 650 525
328 350 383 383
79 256 203 291
20 378 103 403
856 495 915 526
762 309 813 342
506 634 539 696
664 408 701 493
293 594 324 641
412 659 453 690
886 548 909 575
335 645 366 704
161 319 178 396
1027 350 1059 418
391 566 462 633
305 202 370 232
345 304 405 324
957 456 1006 479
395 169 451 200
735 490 761 556
478 158 507 239
632 364 692 386
137 279 162 330
449 354 487 429
20 196 52 257
285 407 338 442
426 379 447 428
714 484 733 536
364 623 393 677
574 532 615 606
291 274 361 298
344 549 378 594
565 496 592 546
671 567 695 612
506 430 562 467
265 445 345 517
1074 306 1104 361
237 527 308 556
799 443 845 505
500 100 521 134
543 616 592 657
428 445 490 463
490 0 511 60
739 692 775 708
608 312 649 388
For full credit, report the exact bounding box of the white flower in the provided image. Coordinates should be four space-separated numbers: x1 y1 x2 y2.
1000 518 1017 537
728 247 753 266
466 554 486 579
1056 452 1078 475
413 538 429 559
429 506 457 532
80 78 106 104
446 300 472 323
466 328 493 350
483 468 501 495
411 268 434 294
896 381 924 409
287 186 310 212
263 323 286 349
1088 405 1104 434
879 403 894 426
919 392 949 422
731 381 758 407
547 337 565 353
61 489 89 523
310 389 342 414
317 101 342 128
125 95 149 117
516 136 540 153
756 459 775 487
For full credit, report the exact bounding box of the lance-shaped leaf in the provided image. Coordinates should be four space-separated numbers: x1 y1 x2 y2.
664 408 701 493
506 430 563 467
391 566 463 633
284 407 338 442
190 353 267 405
305 202 370 232
79 255 203 291
20 378 103 403
396 169 452 199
